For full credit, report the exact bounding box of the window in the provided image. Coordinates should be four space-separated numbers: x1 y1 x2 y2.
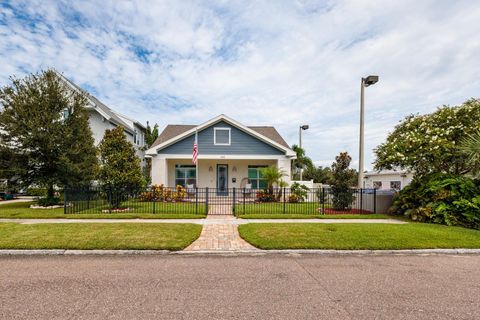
134 130 138 145
248 166 268 189
390 181 401 191
373 181 382 189
214 127 231 145
175 165 196 187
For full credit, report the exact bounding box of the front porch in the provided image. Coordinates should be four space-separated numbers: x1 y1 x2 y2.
152 156 291 189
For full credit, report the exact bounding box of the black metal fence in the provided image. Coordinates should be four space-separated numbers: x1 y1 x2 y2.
64 186 377 216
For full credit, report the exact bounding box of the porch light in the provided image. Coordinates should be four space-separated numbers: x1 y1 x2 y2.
232 166 237 172
209 166 213 172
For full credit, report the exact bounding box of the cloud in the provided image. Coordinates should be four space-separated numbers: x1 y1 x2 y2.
1 0 480 170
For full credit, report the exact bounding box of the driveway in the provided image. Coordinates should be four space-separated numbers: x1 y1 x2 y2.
1 254 478 319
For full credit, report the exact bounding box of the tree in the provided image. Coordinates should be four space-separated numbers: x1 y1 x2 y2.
0 70 98 200
330 152 355 210
145 121 159 147
143 121 159 185
303 166 333 184
459 131 480 176
260 166 286 194
291 144 313 180
98 126 145 207
374 98 480 177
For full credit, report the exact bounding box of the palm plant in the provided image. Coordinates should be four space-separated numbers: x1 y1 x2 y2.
260 166 286 194
459 131 480 175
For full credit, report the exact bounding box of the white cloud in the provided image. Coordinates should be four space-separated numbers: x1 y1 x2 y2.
1 0 480 170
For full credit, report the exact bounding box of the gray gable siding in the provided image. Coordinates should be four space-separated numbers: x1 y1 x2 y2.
158 121 284 155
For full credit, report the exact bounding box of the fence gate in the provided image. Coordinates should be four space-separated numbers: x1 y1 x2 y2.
205 188 237 215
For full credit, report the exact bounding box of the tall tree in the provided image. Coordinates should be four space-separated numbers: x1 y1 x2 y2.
330 152 356 210
374 98 480 177
98 126 145 207
0 70 98 198
291 144 313 180
145 121 159 147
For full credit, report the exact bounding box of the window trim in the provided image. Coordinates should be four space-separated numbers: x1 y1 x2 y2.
175 164 197 187
248 165 268 189
214 127 231 146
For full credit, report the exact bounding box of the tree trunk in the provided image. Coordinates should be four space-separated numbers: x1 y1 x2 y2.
47 185 55 198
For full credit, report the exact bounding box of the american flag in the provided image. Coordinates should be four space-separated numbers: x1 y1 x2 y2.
192 130 198 164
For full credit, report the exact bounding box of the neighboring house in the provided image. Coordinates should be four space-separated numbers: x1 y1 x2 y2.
56 72 146 165
363 170 414 191
146 115 296 190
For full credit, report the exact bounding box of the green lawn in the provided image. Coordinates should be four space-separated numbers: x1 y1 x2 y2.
0 202 206 219
237 213 391 219
0 223 202 250
238 223 480 250
237 202 321 215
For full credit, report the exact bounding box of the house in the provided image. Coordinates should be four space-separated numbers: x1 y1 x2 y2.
55 72 147 165
146 115 296 190
363 170 414 191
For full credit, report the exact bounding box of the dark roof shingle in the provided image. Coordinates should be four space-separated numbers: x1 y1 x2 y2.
150 123 290 150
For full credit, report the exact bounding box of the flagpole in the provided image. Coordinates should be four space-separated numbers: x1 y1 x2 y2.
195 129 198 187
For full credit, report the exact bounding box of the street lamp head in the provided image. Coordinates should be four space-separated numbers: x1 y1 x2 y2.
363 75 379 87
300 125 309 130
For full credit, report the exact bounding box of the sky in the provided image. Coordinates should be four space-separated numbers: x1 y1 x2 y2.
1 0 479 170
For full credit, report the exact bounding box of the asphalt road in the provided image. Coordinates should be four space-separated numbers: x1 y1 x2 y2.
1 254 479 320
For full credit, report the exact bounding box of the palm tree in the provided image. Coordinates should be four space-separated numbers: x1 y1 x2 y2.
291 144 313 180
459 131 480 175
260 166 286 194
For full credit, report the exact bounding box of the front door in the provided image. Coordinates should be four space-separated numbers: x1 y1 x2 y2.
216 164 228 196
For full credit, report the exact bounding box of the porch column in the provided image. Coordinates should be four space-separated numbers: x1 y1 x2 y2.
277 158 292 184
151 156 168 185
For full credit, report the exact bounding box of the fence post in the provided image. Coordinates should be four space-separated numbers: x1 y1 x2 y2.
243 188 246 214
360 188 363 213
195 187 198 215
322 188 325 215
232 187 236 217
108 188 112 214
373 188 377 214
63 186 67 214
153 196 156 214
283 187 286 214
205 187 209 215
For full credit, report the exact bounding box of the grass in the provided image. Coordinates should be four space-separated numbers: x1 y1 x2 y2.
0 223 202 250
237 213 392 219
71 200 206 215
239 202 321 215
238 223 480 250
0 202 206 219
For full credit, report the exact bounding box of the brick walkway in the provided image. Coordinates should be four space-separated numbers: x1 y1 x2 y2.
185 223 256 251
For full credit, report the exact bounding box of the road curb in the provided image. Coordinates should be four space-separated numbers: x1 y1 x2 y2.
1 248 480 256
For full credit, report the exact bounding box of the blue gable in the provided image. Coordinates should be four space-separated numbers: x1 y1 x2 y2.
158 121 285 155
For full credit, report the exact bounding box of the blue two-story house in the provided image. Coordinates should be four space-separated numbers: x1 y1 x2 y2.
146 115 296 192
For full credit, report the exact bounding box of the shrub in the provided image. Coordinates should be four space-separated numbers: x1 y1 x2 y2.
256 190 276 202
389 173 480 229
27 188 47 197
37 197 61 207
288 194 300 203
139 185 186 202
290 182 309 202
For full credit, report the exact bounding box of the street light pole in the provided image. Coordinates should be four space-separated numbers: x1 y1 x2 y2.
299 125 309 181
358 75 378 189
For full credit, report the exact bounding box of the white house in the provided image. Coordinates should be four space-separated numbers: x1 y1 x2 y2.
146 115 296 191
363 170 414 191
56 72 146 165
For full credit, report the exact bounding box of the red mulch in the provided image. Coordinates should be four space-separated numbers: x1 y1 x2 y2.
322 208 373 215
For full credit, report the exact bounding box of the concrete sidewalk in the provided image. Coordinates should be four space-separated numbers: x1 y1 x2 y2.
0 217 406 225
